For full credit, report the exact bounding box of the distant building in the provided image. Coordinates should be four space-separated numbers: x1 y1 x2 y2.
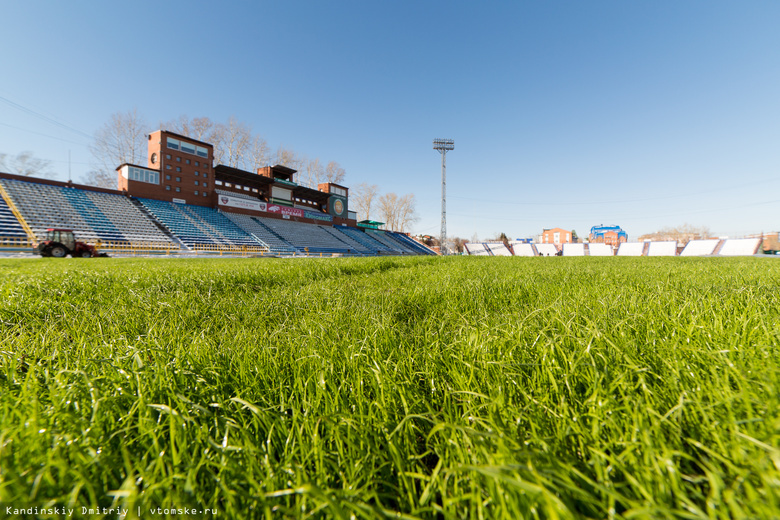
539 227 574 245
589 225 628 246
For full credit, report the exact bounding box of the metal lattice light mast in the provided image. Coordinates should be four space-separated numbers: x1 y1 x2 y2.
433 138 454 255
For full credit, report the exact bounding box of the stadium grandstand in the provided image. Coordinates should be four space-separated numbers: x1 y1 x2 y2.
462 237 767 258
0 128 436 257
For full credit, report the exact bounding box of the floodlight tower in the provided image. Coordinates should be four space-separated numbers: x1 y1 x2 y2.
433 138 454 255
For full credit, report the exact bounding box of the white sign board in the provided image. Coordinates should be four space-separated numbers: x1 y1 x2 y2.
217 194 267 212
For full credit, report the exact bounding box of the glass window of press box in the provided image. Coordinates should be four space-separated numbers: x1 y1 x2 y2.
167 137 209 158
123 166 159 184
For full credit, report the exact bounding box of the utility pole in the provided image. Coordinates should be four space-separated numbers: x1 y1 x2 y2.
433 138 454 255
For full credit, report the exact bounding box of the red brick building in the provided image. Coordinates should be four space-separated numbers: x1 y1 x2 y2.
589 225 628 247
540 227 574 245
117 130 214 206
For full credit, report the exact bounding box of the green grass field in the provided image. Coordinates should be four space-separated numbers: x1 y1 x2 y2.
0 256 778 519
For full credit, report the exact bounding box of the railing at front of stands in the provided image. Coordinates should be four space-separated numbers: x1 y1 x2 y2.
0 236 36 250
97 241 181 256
191 243 270 256
0 237 424 258
0 183 38 244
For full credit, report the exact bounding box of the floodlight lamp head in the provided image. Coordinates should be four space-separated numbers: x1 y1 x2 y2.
432 138 455 151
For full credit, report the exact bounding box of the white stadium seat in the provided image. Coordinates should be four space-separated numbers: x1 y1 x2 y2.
465 243 490 255
535 244 559 256
587 243 613 256
486 242 512 256
718 238 761 256
647 241 677 256
680 239 719 256
511 242 536 256
617 243 645 256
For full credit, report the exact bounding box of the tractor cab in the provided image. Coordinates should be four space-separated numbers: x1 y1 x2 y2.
46 229 76 251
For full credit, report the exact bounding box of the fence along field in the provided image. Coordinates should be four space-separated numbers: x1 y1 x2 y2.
0 256 778 518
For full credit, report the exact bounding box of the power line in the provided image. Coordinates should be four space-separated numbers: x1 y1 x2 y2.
0 122 90 147
0 94 93 140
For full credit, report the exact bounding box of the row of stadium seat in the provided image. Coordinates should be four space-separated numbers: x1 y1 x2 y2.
387 231 437 255
466 239 762 257
0 178 175 245
0 194 27 239
138 199 261 249
0 178 435 255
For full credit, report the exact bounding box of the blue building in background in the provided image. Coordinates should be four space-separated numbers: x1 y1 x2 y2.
589 225 628 246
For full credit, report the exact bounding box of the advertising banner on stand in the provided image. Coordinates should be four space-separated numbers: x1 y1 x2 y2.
304 210 333 222
267 204 304 218
218 194 267 212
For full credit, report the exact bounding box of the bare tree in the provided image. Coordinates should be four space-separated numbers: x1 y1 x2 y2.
248 134 270 173
165 115 216 143
300 157 324 188
378 192 399 230
86 108 149 188
351 183 379 221
448 237 467 253
638 224 712 245
274 145 299 169
324 161 346 184
396 193 419 232
212 116 252 169
0 151 54 178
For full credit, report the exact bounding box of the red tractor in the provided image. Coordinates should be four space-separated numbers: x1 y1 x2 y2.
35 229 107 258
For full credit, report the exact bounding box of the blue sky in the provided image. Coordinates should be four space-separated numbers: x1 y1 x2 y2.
1 1 778 240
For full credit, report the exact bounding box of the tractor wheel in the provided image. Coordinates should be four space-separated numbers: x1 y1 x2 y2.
49 246 67 258
80 251 93 258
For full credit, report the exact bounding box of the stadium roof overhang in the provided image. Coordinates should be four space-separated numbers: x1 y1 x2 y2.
215 165 274 189
292 185 330 204
358 220 384 229
269 164 296 180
